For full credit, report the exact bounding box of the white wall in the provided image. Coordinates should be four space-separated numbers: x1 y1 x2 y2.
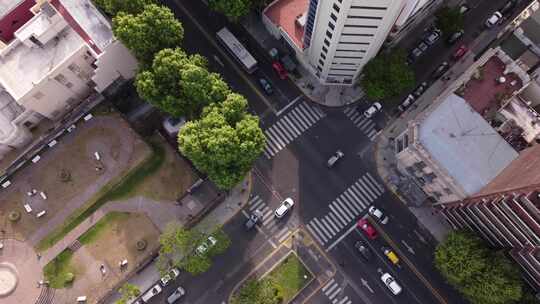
92 40 138 92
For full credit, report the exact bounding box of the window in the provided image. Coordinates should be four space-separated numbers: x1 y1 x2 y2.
320 53 326 60
444 188 453 195
339 41 370 45
66 97 78 106
336 49 366 53
68 63 81 73
334 56 363 59
341 33 374 37
319 59 324 66
65 82 73 89
33 91 44 100
54 74 67 85
344 24 378 28
348 15 383 20
29 35 43 47
326 30 333 39
324 39 330 47
328 22 335 30
330 13 337 22
333 3 340 13
317 65 323 72
330 68 357 71
322 46 328 53
23 121 33 128
350 6 387 10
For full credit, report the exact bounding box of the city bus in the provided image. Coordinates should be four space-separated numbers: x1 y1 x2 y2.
216 27 258 74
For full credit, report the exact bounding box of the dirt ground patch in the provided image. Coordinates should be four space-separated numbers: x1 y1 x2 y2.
131 136 197 202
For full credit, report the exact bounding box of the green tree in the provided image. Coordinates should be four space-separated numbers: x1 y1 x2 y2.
435 230 524 304
94 0 154 16
136 48 230 118
116 283 140 304
435 6 464 36
209 0 252 21
361 49 415 100
113 4 184 66
178 93 266 189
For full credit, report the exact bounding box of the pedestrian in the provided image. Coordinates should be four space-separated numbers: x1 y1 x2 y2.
36 253 41 260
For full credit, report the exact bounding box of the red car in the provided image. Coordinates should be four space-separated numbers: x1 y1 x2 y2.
452 45 468 60
272 61 288 80
358 219 377 240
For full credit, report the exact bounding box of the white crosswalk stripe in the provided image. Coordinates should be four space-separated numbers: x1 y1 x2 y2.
342 191 362 214
329 287 341 300
331 201 352 221
338 296 351 304
263 102 325 158
325 214 340 232
343 107 378 141
306 223 325 245
248 195 260 205
336 197 355 218
329 205 349 227
350 183 369 208
249 198 265 211
362 175 382 197
320 217 337 235
328 211 346 228
358 178 378 201
324 282 338 296
313 217 333 240
364 173 384 194
320 279 351 304
322 278 335 292
307 222 328 244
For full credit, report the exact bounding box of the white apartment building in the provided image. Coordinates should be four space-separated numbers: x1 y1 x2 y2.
0 0 137 160
264 0 407 85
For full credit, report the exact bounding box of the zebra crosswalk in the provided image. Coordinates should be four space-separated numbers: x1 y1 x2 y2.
343 107 379 141
243 195 292 243
306 173 385 247
264 102 326 158
322 278 352 304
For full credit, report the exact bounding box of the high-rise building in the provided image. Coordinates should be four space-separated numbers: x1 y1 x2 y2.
264 0 406 86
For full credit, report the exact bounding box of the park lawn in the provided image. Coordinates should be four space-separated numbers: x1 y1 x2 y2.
43 249 78 288
266 254 312 302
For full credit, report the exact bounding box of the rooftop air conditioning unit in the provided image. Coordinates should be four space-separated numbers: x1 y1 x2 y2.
296 13 307 28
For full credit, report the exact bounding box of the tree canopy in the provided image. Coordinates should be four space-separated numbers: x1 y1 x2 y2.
115 283 140 304
209 0 252 21
435 6 464 37
178 93 265 189
94 0 154 16
360 49 415 100
435 230 524 304
113 4 184 67
136 48 230 119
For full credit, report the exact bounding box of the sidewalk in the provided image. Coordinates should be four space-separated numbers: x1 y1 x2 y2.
102 174 252 304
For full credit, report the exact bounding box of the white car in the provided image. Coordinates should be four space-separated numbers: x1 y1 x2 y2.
160 268 180 286
381 273 402 295
167 286 186 304
485 11 502 28
196 235 217 255
275 198 294 218
363 102 382 119
141 284 162 302
368 206 389 224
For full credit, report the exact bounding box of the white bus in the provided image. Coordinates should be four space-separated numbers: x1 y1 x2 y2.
216 27 258 74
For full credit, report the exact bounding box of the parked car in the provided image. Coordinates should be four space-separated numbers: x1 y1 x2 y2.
357 218 377 240
160 268 181 286
368 206 389 224
412 82 428 98
446 30 464 45
245 210 263 230
452 44 468 60
272 61 288 80
141 284 162 302
382 247 400 265
275 198 294 218
196 235 217 255
431 62 450 80
423 28 441 45
354 241 372 261
417 41 429 52
327 150 344 168
459 3 470 14
407 41 429 64
363 102 382 119
485 11 502 28
167 286 186 304
398 94 415 113
163 116 187 137
258 78 273 95
500 0 517 15
381 273 402 295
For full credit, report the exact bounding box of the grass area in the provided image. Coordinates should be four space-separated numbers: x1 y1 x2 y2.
43 249 77 289
36 141 165 251
232 254 312 304
79 212 129 245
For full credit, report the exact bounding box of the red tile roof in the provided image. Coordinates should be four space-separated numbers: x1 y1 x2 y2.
264 0 308 50
462 56 523 115
0 0 35 44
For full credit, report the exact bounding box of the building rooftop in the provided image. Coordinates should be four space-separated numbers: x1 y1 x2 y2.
499 94 540 143
418 94 518 196
0 0 35 43
0 0 24 17
500 33 528 60
264 0 308 50
462 56 523 115
0 26 85 99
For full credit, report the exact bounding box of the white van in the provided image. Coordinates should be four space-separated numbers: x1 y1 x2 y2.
141 284 162 302
167 286 185 304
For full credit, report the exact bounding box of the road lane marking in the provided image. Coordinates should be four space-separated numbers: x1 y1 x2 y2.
322 278 335 292
324 282 338 296
276 95 302 116
329 205 350 226
326 223 357 252
306 223 326 245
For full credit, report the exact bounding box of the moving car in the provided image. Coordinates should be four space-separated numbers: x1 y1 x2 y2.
446 30 464 45
245 210 263 230
196 235 217 255
141 284 162 302
452 45 468 60
354 241 372 261
412 82 428 98
431 62 450 80
485 12 502 28
258 78 273 95
357 218 377 240
327 150 344 168
160 268 181 286
368 206 389 224
275 198 294 218
398 94 415 113
167 286 186 304
163 116 187 137
382 247 400 265
272 61 288 80
380 273 402 295
363 102 382 119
